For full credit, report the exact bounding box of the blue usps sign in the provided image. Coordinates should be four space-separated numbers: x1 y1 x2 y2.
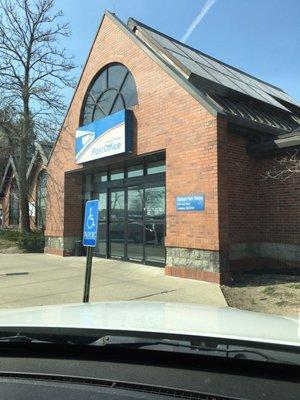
176 194 205 211
75 109 133 164
83 200 99 247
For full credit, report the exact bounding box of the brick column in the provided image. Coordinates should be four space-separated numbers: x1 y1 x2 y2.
45 171 83 256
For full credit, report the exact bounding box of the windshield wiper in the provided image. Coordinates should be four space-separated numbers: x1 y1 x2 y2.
89 335 298 365
0 333 297 366
0 334 51 344
0 333 79 345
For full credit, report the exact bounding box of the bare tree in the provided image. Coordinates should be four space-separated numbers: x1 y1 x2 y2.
0 134 11 179
261 149 300 181
0 0 75 232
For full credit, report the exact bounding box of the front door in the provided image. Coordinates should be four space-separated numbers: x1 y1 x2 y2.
109 189 125 259
144 184 165 265
127 186 144 262
95 182 165 266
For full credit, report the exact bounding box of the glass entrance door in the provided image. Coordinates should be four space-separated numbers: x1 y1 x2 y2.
96 182 165 266
127 187 144 262
109 189 125 259
144 185 165 264
96 191 107 256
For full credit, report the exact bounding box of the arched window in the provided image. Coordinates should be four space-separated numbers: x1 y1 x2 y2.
9 179 19 226
81 63 138 126
36 170 47 229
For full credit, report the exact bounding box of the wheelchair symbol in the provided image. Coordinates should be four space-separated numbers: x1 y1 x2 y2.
87 207 96 229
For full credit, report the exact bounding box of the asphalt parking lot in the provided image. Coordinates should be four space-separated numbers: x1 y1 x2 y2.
0 254 227 309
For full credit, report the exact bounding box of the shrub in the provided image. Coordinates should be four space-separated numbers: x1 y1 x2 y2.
0 229 21 242
18 231 45 253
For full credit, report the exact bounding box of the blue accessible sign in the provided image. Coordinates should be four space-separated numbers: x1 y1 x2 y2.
83 200 99 247
176 194 205 212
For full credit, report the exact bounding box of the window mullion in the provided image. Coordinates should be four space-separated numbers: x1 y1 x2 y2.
107 92 120 115
82 65 137 125
108 71 129 115
89 93 106 116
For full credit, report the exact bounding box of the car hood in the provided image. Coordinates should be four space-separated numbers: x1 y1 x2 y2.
0 302 298 347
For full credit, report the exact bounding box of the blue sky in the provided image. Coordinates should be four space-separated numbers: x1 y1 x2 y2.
55 0 300 103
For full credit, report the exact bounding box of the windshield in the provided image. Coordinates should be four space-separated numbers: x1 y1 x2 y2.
0 0 299 367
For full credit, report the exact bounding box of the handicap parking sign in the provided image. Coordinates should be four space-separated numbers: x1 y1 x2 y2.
83 200 99 247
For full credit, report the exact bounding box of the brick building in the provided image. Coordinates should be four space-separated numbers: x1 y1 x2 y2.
0 142 51 230
45 12 300 283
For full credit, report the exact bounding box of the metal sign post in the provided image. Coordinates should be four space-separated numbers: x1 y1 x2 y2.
82 199 99 303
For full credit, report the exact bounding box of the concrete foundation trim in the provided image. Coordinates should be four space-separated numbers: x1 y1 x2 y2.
165 247 231 284
166 247 223 273
45 236 81 256
229 242 300 262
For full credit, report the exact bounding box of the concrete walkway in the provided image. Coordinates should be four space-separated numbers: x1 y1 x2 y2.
0 254 227 309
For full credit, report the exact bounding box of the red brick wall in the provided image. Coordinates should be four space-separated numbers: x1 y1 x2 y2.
256 156 299 245
227 133 258 244
45 14 220 252
217 117 229 253
227 132 299 245
64 173 83 237
226 128 300 270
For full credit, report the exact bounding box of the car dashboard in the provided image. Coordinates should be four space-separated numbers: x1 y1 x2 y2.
0 343 299 400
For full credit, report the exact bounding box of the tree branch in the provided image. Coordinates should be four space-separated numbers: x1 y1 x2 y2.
261 149 300 181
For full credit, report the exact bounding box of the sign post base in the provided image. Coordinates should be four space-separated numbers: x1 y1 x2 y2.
83 246 93 303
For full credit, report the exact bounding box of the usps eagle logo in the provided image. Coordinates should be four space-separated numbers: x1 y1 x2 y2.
75 130 95 162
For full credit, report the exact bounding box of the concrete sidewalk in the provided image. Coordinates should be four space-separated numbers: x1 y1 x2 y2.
0 254 227 309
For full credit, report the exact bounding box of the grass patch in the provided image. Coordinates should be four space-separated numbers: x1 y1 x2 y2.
287 283 300 290
276 300 289 306
262 286 276 295
222 274 299 317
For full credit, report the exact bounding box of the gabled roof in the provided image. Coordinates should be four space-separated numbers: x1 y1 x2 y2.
127 17 300 136
39 142 52 160
26 141 52 180
0 142 52 196
47 11 225 165
0 156 18 196
47 12 300 165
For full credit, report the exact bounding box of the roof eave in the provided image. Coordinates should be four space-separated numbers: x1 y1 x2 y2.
226 114 291 137
248 133 300 157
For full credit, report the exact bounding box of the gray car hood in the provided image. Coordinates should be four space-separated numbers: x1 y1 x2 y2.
0 302 299 347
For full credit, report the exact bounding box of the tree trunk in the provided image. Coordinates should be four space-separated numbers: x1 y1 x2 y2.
18 92 31 233
19 135 30 232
